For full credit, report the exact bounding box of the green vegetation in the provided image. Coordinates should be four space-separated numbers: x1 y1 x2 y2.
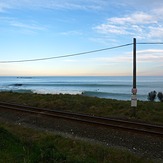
0 92 163 124
0 92 162 162
0 123 155 163
148 91 157 102
147 91 163 102
157 92 163 102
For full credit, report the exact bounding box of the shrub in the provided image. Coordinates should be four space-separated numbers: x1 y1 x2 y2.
148 91 157 102
157 92 163 102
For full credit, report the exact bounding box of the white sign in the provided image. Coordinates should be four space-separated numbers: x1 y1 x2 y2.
131 95 137 107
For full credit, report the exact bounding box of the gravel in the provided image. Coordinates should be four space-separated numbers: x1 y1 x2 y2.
0 107 163 162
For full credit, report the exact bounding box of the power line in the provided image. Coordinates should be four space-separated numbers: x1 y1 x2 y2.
137 42 163 45
0 43 132 63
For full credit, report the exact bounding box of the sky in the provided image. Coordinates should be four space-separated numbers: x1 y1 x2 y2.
0 0 163 76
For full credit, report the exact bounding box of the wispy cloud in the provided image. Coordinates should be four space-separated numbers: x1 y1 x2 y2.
0 16 47 33
10 21 46 31
109 12 156 25
93 49 163 64
0 0 109 11
137 49 163 62
115 0 163 10
59 30 82 36
94 11 163 40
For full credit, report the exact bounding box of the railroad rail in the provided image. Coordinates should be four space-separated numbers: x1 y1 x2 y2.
0 101 163 137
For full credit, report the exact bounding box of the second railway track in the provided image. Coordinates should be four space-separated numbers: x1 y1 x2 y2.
0 101 163 137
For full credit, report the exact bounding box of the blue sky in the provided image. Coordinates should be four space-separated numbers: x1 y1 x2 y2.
0 0 163 76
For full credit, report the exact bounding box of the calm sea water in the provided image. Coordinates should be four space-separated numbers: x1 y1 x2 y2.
0 76 162 101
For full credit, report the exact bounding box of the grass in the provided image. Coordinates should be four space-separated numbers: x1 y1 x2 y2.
0 92 162 162
0 123 156 163
0 92 163 124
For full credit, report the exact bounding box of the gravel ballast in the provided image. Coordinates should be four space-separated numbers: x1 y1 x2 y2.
0 107 163 162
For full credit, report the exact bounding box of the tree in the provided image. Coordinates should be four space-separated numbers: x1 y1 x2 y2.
157 92 163 102
148 91 157 102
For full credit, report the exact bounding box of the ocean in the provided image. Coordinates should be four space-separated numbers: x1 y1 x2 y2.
0 76 162 101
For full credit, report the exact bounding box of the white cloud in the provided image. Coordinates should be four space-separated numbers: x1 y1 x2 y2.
59 30 82 36
109 12 156 25
0 0 109 11
153 7 163 17
10 21 46 31
94 11 163 40
93 49 163 64
115 0 163 10
95 24 130 35
0 15 47 31
148 27 163 38
0 16 47 34
137 49 163 62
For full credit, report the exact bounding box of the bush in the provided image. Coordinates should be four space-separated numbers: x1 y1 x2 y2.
148 91 157 102
157 92 163 102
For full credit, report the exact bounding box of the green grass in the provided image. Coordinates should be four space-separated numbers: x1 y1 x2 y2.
0 123 156 163
0 92 163 124
0 92 162 162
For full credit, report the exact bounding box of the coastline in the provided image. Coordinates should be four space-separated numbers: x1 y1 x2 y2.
0 76 163 101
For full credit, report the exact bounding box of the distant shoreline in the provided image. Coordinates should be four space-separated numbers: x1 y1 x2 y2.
0 76 163 101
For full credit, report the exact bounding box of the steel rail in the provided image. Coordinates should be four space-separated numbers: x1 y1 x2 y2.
0 101 163 136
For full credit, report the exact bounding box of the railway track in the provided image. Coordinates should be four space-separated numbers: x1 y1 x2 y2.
0 101 163 137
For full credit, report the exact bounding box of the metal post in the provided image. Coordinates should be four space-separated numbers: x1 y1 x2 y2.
133 38 136 89
131 38 137 111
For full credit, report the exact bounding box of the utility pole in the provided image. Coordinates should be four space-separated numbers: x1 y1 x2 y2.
131 38 137 115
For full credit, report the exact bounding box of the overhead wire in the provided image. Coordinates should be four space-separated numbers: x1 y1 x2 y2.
1 41 163 63
0 43 133 63
137 42 163 45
